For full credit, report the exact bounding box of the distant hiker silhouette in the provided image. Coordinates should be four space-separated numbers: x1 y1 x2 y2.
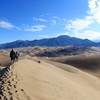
10 49 16 63
15 51 19 61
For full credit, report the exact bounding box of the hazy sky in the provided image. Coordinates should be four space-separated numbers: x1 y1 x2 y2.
0 0 100 43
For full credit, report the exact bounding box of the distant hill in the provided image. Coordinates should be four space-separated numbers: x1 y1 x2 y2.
0 35 98 49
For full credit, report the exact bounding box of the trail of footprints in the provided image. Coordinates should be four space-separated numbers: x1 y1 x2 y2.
0 65 24 100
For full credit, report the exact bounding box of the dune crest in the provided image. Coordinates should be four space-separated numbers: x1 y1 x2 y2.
0 58 100 100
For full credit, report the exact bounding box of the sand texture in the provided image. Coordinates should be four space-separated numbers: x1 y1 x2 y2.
0 57 100 100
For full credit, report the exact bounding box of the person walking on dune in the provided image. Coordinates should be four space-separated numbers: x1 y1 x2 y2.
10 49 16 63
15 51 19 61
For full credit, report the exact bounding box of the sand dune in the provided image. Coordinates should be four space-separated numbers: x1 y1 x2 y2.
0 57 100 100
0 53 11 67
50 55 100 77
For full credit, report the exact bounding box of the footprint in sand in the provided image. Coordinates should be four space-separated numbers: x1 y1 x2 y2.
21 89 24 91
3 96 7 100
10 96 13 100
13 85 16 88
8 91 13 95
7 86 10 90
15 90 18 93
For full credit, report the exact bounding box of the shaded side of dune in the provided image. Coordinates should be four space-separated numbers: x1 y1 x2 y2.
50 55 100 78
51 55 100 71
0 54 11 67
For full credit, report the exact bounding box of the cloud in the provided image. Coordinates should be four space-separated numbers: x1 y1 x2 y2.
66 16 93 31
33 17 47 23
65 0 100 31
51 16 60 24
51 19 57 24
74 30 100 41
0 20 14 29
33 17 60 25
88 0 100 23
64 0 100 41
61 30 100 41
24 25 46 32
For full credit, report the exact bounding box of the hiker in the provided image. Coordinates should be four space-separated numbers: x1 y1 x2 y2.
10 49 16 63
15 51 19 61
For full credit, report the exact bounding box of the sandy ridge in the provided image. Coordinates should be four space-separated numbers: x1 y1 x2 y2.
0 58 100 100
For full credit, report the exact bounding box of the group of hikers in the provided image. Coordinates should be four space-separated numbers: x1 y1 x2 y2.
10 49 19 63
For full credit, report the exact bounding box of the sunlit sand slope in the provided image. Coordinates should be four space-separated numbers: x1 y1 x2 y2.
0 58 100 100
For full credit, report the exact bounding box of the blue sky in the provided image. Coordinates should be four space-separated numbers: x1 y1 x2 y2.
0 0 100 43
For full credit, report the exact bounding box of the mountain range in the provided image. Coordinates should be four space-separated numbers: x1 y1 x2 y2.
0 35 100 49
